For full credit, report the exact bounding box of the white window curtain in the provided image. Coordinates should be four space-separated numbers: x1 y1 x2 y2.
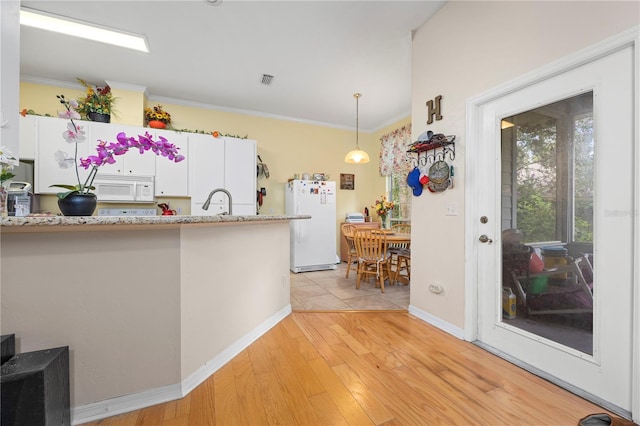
379 124 412 176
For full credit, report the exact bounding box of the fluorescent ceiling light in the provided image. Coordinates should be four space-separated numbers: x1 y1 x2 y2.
20 8 149 53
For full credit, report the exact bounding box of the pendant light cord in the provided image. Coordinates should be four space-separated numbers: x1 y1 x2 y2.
355 93 361 149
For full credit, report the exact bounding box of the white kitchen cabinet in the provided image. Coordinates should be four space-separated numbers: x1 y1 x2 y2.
35 116 92 194
188 133 224 216
18 114 37 160
154 129 188 197
224 137 256 215
224 137 256 206
89 121 156 177
188 134 256 216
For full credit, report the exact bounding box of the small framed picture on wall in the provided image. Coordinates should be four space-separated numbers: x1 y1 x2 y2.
340 173 355 190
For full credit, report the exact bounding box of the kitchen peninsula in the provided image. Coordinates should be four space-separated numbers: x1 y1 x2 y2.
0 214 308 424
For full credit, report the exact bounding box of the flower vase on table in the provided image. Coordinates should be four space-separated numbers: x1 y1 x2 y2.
371 195 395 231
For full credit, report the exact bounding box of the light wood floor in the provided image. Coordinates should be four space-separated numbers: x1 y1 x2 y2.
82 312 608 426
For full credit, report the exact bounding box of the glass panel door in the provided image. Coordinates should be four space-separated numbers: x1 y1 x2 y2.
500 93 594 355
474 44 634 413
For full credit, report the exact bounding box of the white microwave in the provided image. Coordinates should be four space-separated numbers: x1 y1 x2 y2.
93 175 155 202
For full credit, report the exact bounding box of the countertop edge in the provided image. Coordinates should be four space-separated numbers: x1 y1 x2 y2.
0 214 311 233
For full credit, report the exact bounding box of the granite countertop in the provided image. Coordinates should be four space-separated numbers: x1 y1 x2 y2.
0 214 310 233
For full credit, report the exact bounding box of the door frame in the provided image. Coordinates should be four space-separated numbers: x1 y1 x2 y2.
464 26 639 420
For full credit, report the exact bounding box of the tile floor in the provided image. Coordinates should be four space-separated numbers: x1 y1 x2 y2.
290 262 409 311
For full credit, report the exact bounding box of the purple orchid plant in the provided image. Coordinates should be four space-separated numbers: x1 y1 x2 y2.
53 94 185 199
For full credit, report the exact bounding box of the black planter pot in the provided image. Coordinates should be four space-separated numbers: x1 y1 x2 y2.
58 193 97 216
87 112 110 123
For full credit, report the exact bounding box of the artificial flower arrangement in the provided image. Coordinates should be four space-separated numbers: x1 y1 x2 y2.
144 104 172 125
52 94 185 200
76 78 115 117
372 195 395 218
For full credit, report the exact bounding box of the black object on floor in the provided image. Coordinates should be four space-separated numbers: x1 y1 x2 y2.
579 413 638 426
1 346 70 426
0 334 15 365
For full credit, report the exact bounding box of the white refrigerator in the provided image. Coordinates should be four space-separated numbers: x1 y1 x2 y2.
286 180 338 273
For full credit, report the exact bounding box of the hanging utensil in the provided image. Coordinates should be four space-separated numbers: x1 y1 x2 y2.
257 155 270 178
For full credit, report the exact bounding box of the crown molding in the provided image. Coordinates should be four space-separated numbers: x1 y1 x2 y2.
147 94 370 133
21 75 83 91
21 75 380 133
104 80 147 94
372 110 411 133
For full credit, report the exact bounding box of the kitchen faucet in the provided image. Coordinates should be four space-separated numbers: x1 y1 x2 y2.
202 188 232 215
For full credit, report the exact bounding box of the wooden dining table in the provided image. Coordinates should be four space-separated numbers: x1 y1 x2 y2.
349 229 411 286
381 231 411 244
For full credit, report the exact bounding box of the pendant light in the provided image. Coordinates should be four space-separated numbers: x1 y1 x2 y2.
344 93 370 164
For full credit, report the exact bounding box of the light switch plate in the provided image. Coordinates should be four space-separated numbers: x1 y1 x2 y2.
446 203 458 216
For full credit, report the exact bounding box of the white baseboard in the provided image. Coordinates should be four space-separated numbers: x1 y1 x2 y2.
181 304 292 395
408 304 465 340
72 383 182 425
72 304 292 425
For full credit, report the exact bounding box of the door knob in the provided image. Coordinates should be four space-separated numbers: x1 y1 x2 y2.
479 234 493 243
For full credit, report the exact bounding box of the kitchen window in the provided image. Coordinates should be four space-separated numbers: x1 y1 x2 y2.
389 172 411 226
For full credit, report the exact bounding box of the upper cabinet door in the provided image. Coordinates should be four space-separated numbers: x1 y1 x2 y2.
35 116 91 194
224 137 256 206
89 122 156 176
188 133 224 204
154 129 188 197
19 114 38 160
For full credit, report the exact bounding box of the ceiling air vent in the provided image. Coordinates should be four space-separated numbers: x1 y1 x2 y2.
261 74 274 85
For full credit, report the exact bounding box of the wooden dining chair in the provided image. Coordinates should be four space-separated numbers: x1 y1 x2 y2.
353 228 390 292
394 250 411 285
389 224 411 285
341 223 358 278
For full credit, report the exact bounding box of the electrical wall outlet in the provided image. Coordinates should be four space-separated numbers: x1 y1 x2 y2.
429 282 444 294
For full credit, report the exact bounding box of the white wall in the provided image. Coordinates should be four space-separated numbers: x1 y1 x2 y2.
410 1 639 328
0 220 292 414
0 0 20 158
1 229 182 407
179 222 291 380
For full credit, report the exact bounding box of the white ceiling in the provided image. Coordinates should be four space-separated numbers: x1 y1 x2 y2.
19 0 445 131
